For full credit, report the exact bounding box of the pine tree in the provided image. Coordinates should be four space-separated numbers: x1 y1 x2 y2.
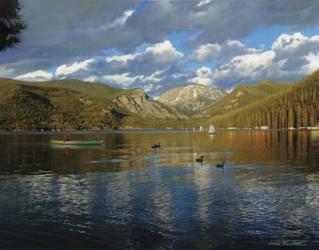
0 0 25 51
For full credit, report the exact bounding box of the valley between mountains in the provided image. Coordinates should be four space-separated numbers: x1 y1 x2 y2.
0 70 318 131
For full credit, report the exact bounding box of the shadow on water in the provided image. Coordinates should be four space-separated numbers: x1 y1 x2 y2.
0 130 319 249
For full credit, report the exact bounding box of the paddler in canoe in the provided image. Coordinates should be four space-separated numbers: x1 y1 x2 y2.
63 133 71 142
51 134 103 146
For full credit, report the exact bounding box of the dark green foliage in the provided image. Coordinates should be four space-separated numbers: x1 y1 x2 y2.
0 80 125 131
211 71 319 129
0 86 53 131
0 0 25 51
98 108 125 129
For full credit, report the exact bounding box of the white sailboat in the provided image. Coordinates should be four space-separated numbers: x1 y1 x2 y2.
208 124 216 134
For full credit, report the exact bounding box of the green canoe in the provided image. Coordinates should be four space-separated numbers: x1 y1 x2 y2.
50 140 104 146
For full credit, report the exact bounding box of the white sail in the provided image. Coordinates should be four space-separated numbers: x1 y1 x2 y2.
208 124 216 134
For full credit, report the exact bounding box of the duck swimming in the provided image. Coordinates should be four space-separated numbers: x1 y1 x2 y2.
151 143 160 149
216 161 225 168
196 155 204 163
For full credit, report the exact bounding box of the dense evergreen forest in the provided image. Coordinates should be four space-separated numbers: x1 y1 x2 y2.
211 71 319 129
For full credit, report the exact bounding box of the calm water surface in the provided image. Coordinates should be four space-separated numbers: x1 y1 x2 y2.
1 130 319 249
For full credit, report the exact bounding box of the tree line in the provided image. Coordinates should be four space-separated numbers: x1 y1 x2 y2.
211 71 319 129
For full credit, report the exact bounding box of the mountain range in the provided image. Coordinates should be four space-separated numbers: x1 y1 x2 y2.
0 70 318 131
0 78 184 131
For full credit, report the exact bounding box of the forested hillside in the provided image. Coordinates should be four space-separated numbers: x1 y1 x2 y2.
199 80 288 117
0 78 185 131
0 81 124 131
210 71 319 129
1 71 319 131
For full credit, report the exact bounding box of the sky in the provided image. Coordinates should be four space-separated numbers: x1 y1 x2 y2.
1 0 319 96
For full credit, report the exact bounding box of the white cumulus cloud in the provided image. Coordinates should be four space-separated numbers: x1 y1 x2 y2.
194 43 221 62
194 40 257 62
102 70 165 87
144 40 184 64
93 9 135 31
213 51 276 83
56 59 95 77
272 32 319 58
105 40 183 65
211 32 319 88
272 32 307 51
105 54 136 64
15 70 53 82
140 70 164 83
197 0 212 7
189 66 214 86
84 76 99 82
102 73 141 87
107 10 134 29
301 52 319 75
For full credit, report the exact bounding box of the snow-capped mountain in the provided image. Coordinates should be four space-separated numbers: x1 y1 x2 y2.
158 84 227 115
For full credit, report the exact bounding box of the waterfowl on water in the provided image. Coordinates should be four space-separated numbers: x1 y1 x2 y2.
196 155 204 163
151 143 160 149
216 161 225 168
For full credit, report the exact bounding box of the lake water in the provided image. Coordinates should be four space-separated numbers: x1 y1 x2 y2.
1 130 319 250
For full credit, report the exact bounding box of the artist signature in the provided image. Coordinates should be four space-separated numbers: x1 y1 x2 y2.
268 240 307 246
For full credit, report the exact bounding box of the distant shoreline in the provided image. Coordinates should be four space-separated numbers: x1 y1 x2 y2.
0 127 317 135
